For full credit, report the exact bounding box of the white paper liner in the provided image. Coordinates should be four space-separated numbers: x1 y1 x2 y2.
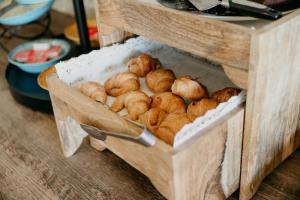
173 91 246 147
55 36 246 154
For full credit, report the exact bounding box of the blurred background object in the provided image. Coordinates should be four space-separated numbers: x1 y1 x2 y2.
0 0 53 52
64 18 99 48
8 38 71 73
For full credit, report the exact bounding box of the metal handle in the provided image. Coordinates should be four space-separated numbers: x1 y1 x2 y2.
223 0 282 20
157 0 197 11
80 122 156 147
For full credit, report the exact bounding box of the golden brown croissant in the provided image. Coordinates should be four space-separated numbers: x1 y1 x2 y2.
151 92 186 114
128 53 161 77
146 69 176 93
111 91 151 120
171 76 208 100
187 98 219 121
104 72 140 97
212 87 241 103
80 81 107 103
156 113 190 145
138 108 168 134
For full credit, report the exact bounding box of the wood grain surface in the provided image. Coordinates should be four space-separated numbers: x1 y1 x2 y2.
0 10 300 200
171 108 244 200
240 10 300 200
95 0 251 70
222 65 248 90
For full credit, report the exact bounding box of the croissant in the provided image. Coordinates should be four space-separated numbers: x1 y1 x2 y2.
80 81 107 103
128 53 161 77
187 98 219 121
212 87 241 103
156 113 190 145
104 72 140 97
111 91 151 120
151 92 186 114
146 69 176 93
171 76 208 100
138 108 168 134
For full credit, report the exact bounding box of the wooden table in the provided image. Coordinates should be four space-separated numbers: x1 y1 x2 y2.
0 10 299 200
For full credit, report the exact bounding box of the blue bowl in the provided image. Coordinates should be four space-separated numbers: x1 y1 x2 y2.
8 39 71 74
0 0 53 26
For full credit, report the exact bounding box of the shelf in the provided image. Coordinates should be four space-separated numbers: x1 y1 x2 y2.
95 0 252 70
93 1 300 199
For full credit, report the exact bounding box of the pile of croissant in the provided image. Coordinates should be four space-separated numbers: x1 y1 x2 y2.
80 53 241 145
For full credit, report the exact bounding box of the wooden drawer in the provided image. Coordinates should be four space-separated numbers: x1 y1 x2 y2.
48 75 244 200
47 37 246 200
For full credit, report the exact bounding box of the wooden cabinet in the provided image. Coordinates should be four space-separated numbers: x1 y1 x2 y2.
48 0 300 199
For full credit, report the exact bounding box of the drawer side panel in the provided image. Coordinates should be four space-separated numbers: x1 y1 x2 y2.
172 107 244 200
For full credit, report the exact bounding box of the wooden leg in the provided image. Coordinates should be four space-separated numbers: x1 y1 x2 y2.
240 13 300 200
89 137 107 152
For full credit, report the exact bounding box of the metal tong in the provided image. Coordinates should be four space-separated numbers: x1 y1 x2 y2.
80 118 156 147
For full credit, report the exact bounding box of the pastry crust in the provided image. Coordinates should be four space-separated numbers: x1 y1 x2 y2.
146 68 176 93
156 113 190 145
171 76 208 100
212 87 241 103
151 92 186 114
138 108 168 134
128 53 161 77
111 91 151 120
80 81 107 103
104 72 140 97
187 98 219 121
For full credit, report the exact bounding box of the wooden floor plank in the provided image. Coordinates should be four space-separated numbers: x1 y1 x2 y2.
0 10 299 200
0 89 165 200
